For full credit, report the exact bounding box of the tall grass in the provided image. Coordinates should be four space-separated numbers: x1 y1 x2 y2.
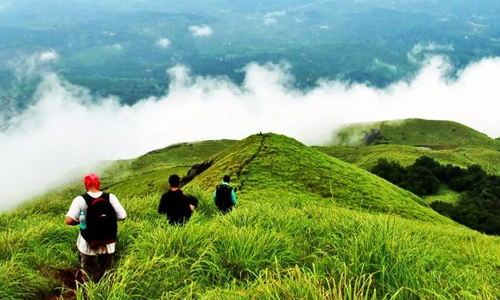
2 191 500 299
2 133 500 299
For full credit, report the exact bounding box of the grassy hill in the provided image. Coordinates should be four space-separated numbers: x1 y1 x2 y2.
184 134 449 223
98 139 237 196
321 119 500 206
316 144 500 176
332 118 500 148
1 134 500 299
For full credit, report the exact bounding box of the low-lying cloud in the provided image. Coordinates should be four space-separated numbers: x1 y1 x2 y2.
108 44 123 51
8 50 58 79
40 51 58 62
1 55 500 210
156 37 171 49
264 18 278 26
264 10 286 25
408 43 454 64
188 25 213 37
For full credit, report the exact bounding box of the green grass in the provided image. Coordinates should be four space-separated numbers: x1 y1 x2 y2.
2 133 500 299
332 118 500 148
316 144 500 175
423 185 460 204
2 193 500 299
98 139 236 196
188 134 450 224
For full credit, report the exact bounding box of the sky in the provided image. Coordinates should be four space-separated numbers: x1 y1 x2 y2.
0 53 499 210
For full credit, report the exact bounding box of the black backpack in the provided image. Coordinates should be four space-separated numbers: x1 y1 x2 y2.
215 184 234 211
81 193 117 249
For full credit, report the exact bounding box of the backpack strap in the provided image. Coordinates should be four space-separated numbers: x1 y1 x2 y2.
81 194 94 207
81 192 110 207
217 184 232 191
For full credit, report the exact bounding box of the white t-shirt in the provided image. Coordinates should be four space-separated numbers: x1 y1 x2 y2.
66 191 127 256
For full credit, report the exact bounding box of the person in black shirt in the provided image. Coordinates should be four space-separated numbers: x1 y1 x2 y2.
158 174 197 225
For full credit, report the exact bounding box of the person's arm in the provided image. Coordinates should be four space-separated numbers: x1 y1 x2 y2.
184 195 195 212
158 194 167 214
109 194 127 221
65 216 79 226
65 197 84 226
231 189 237 205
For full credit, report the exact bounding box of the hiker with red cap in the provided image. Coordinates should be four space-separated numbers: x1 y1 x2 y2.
65 174 126 282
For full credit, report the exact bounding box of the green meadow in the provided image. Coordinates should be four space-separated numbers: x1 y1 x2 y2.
2 120 500 299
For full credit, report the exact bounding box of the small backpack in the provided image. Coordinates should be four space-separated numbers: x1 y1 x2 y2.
81 193 117 249
215 184 234 211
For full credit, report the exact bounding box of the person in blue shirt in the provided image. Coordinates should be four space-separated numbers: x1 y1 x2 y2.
213 175 237 213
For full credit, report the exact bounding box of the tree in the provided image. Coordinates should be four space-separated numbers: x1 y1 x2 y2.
371 157 500 236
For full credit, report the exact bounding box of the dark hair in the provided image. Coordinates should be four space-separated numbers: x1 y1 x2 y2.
169 174 181 187
223 175 231 183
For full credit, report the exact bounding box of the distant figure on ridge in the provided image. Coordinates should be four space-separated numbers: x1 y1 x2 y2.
213 175 237 214
65 173 127 282
158 174 198 225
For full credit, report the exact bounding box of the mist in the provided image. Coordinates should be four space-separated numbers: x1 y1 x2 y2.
1 55 500 210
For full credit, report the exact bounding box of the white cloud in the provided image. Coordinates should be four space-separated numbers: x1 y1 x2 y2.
102 31 117 36
372 58 397 72
1 56 500 209
408 43 454 64
7 51 58 79
105 44 122 51
265 10 286 18
319 25 330 30
156 38 171 49
188 25 213 37
264 18 278 26
264 10 286 25
40 51 58 62
467 21 486 28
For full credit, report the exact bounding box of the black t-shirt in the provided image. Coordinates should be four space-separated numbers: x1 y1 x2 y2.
158 189 193 225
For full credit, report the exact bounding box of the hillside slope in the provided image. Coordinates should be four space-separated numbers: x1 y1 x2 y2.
316 144 500 175
185 133 451 223
98 139 236 196
332 118 499 148
2 134 500 299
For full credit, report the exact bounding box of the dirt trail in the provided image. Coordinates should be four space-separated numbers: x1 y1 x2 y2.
236 134 266 191
39 268 81 300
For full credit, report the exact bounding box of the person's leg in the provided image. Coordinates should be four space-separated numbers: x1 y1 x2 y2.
79 252 96 282
96 254 114 281
100 253 114 272
219 205 233 214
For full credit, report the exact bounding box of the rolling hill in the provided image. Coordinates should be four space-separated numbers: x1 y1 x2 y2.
1 132 500 299
316 144 500 176
183 133 450 223
322 119 500 205
332 118 500 148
